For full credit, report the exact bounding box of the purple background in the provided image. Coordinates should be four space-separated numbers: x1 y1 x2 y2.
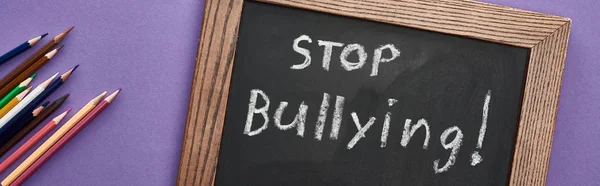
0 0 596 185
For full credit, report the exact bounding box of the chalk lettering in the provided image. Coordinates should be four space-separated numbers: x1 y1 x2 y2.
401 118 431 150
273 101 308 137
340 44 367 71
371 44 401 76
347 112 376 149
315 93 330 140
381 98 398 148
318 40 344 71
433 126 463 173
244 89 270 136
329 95 345 140
471 90 492 166
291 35 312 70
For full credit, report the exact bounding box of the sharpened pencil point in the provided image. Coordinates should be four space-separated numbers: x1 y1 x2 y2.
39 73 59 89
61 65 78 81
33 103 48 116
53 26 74 42
41 33 48 38
16 87 32 100
30 73 37 78
52 109 71 123
44 45 63 59
58 94 70 101
19 76 34 87
41 101 50 107
53 94 70 105
105 89 121 103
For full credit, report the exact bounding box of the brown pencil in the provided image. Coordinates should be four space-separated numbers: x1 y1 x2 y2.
0 46 64 99
0 26 73 98
0 94 69 157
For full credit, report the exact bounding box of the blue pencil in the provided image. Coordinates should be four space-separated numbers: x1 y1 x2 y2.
0 33 48 65
0 101 48 147
0 65 77 146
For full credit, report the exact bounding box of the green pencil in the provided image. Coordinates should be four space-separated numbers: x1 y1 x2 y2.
0 73 36 110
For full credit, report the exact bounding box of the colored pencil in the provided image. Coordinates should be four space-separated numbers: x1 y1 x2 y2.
0 73 57 129
0 33 47 65
38 65 77 102
0 109 69 174
17 102 49 131
0 87 31 118
10 65 77 126
0 74 36 110
0 27 72 92
12 89 120 185
0 94 69 157
0 101 49 147
0 45 63 99
2 91 107 186
0 67 76 146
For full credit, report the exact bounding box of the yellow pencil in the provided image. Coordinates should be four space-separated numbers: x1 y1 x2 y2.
2 91 107 185
0 87 31 118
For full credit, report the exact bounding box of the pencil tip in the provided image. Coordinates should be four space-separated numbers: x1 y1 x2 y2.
44 45 63 59
56 94 70 103
53 109 71 123
63 26 75 36
59 93 70 99
40 73 59 88
30 73 37 78
42 101 50 107
41 33 48 38
54 26 75 42
105 88 121 103
73 64 79 71
67 108 72 112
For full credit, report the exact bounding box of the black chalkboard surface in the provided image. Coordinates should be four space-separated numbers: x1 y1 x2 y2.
215 1 529 185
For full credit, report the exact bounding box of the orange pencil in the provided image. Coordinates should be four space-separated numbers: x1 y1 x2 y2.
13 89 120 185
0 109 70 174
2 91 106 185
0 87 31 118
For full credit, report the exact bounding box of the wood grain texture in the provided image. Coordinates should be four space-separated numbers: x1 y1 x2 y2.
510 21 570 186
178 0 571 185
177 0 243 186
257 0 569 48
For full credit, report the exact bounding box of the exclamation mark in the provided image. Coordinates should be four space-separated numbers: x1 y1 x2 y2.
471 90 491 166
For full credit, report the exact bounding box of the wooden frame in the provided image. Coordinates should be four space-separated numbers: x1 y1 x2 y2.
177 0 571 185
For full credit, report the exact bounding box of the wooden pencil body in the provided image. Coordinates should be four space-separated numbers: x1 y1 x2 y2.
0 57 50 99
0 98 20 118
0 41 55 90
1 92 104 185
12 102 109 185
0 95 68 157
0 120 56 174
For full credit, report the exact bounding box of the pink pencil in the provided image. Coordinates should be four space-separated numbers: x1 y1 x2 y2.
0 109 70 174
11 89 120 186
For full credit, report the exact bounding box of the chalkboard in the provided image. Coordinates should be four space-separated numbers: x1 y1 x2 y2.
213 1 529 185
177 1 570 186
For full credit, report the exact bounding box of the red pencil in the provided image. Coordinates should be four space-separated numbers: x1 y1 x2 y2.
0 109 70 174
11 89 120 186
